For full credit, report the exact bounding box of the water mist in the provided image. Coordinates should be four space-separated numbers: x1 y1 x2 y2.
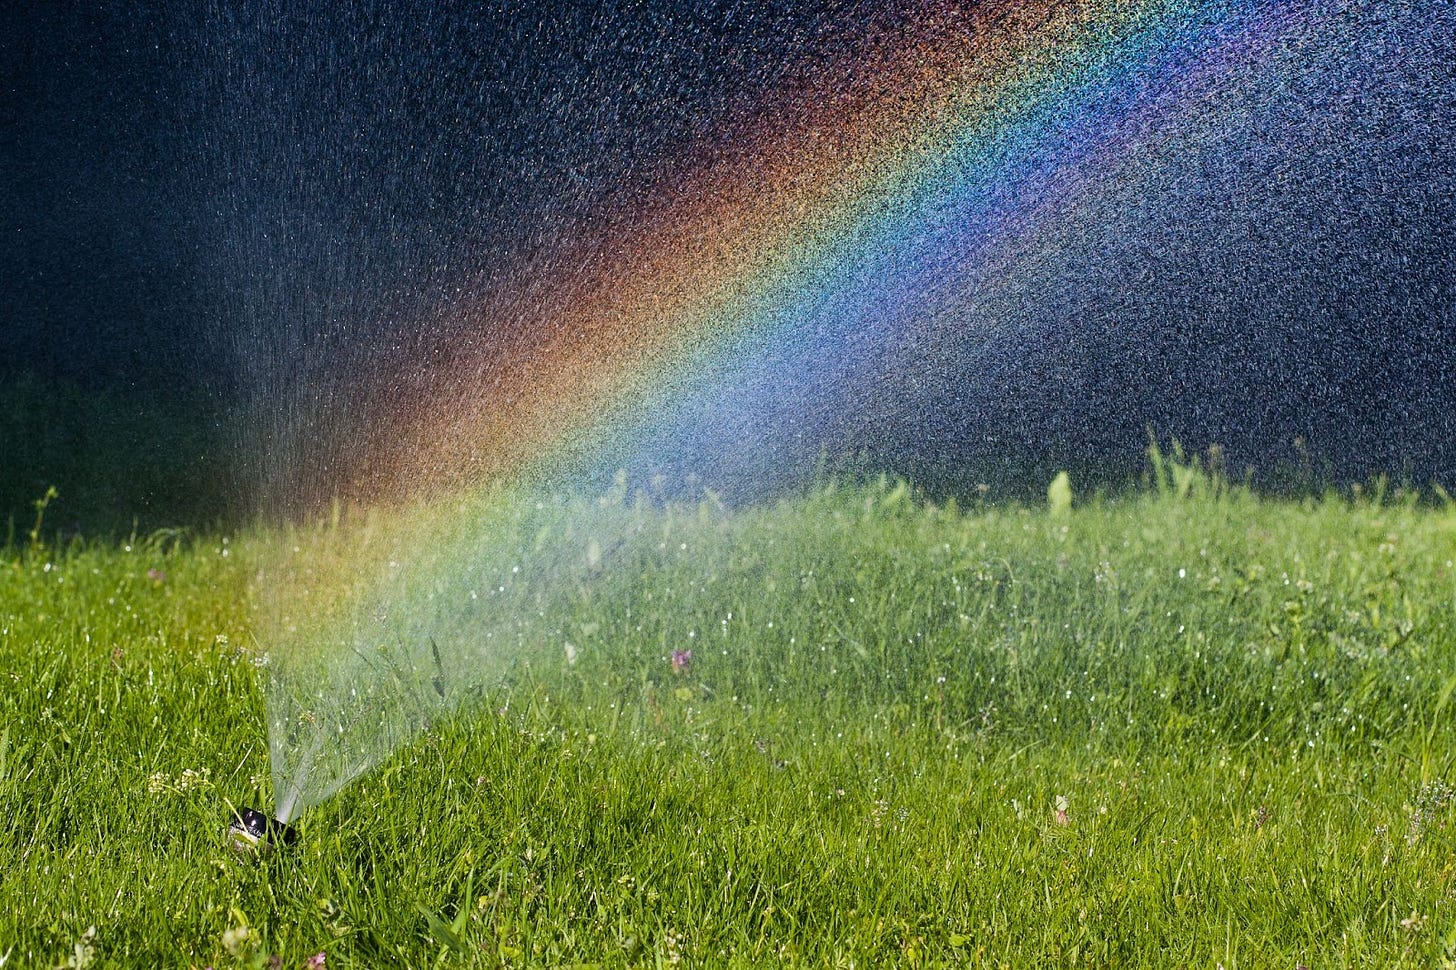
189 0 1454 830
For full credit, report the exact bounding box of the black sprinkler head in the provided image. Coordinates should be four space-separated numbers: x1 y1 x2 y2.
229 806 298 855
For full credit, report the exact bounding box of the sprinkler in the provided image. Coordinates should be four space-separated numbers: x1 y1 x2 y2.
228 806 298 855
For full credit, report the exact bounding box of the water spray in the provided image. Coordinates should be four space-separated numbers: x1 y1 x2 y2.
220 0 1454 828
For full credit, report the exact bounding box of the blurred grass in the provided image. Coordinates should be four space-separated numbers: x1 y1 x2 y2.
0 373 233 540
1 472 1455 966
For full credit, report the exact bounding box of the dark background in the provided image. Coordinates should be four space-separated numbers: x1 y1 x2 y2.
4 4 219 534
3 1 1452 536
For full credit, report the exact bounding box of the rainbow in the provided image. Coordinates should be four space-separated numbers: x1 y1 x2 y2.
345 0 1308 504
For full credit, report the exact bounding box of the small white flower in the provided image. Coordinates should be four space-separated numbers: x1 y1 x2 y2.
221 925 252 957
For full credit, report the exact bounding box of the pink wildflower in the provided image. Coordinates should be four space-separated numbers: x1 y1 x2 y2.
671 649 692 675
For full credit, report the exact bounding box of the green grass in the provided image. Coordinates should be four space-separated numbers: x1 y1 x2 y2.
3 475 1456 967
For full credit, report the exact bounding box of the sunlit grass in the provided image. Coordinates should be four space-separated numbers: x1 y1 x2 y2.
2 473 1455 967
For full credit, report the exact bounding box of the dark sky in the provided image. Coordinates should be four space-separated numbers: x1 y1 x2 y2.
3 0 1454 526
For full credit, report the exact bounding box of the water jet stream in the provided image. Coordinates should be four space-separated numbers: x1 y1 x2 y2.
239 0 1452 820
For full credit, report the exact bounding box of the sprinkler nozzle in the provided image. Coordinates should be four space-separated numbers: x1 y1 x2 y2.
228 806 298 855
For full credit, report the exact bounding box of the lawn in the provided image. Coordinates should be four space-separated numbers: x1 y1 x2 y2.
2 468 1455 967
